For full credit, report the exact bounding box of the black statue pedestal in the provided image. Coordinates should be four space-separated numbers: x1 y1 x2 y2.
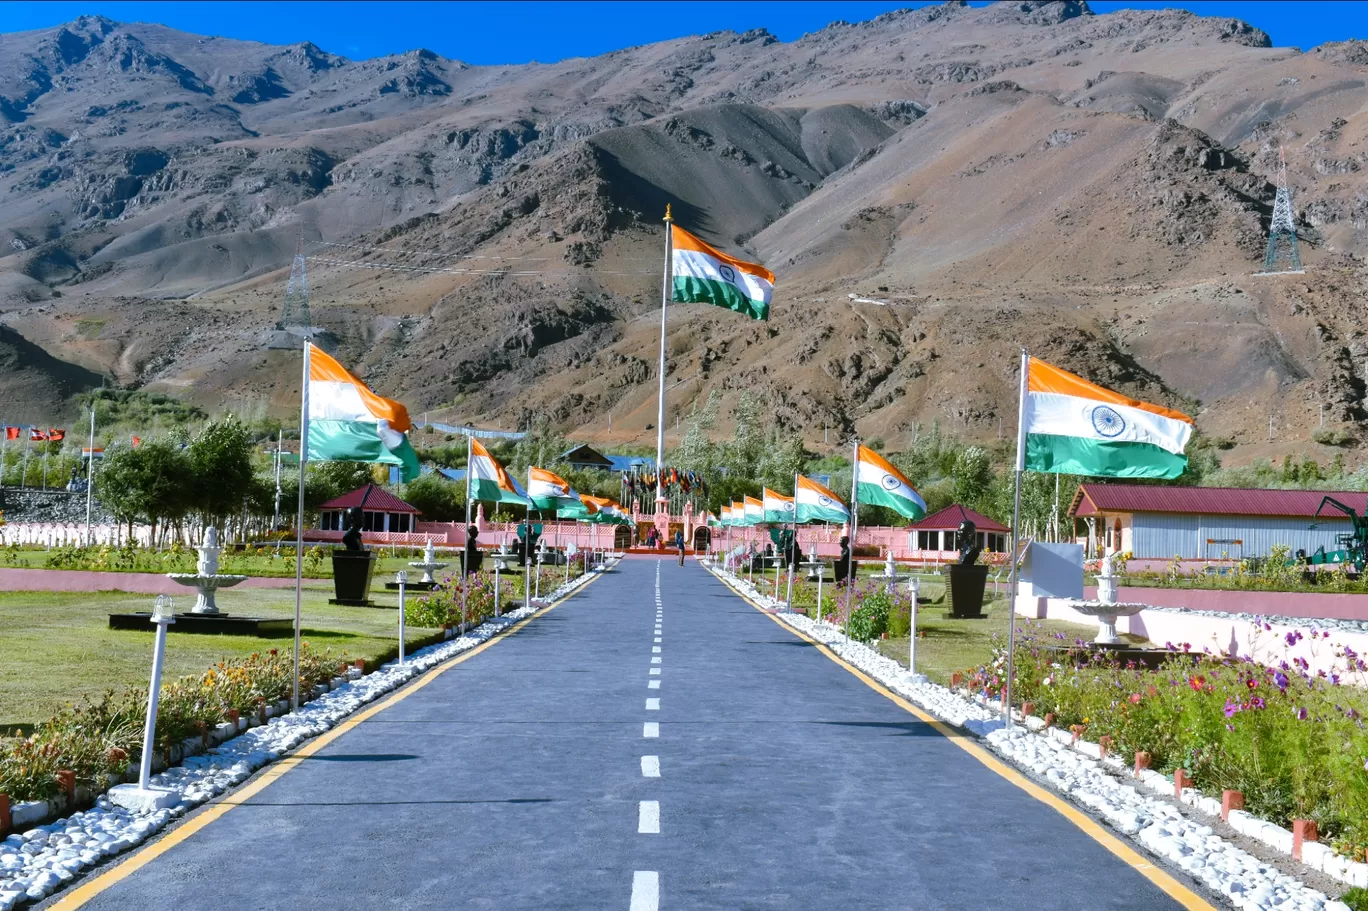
330 550 377 606
942 564 989 619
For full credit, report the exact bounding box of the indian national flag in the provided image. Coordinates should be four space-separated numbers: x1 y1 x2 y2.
469 439 526 505
706 511 721 527
671 225 775 321
306 343 420 482
720 505 734 526
743 496 765 526
796 474 849 524
856 445 926 520
527 466 579 510
558 493 601 520
762 487 795 524
1024 357 1192 478
729 501 745 526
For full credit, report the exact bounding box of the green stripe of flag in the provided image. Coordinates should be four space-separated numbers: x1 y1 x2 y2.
308 419 420 482
856 481 925 520
672 276 768 321
1025 433 1188 479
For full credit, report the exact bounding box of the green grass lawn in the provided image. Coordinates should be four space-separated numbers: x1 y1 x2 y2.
1 546 449 579
873 593 1148 686
0 583 435 732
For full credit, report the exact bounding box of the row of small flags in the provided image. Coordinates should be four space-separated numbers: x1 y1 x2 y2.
1 425 139 448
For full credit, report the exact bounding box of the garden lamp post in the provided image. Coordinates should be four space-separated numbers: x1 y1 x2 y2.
395 571 407 665
109 595 179 812
908 577 927 684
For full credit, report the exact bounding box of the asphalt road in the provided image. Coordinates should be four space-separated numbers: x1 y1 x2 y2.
68 558 1201 910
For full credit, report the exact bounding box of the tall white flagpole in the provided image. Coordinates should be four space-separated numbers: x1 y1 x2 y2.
1005 347 1030 729
462 432 473 629
0 423 7 489
526 466 533 614
655 206 673 512
292 341 312 712
85 405 96 545
272 429 283 532
844 439 860 619
786 470 798 611
21 430 30 489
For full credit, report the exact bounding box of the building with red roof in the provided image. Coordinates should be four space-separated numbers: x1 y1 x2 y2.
1067 483 1365 560
318 484 420 533
908 504 1010 555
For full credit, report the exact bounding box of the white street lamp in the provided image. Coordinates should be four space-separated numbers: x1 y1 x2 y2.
109 595 180 812
395 571 407 665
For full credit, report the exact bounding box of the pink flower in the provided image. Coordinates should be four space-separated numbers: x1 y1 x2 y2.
1129 693 1142 704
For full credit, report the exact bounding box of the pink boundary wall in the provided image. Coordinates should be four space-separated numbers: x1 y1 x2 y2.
1017 591 1368 678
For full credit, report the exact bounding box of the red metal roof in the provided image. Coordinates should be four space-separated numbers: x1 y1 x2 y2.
908 504 1010 533
318 484 420 514
1071 484 1368 519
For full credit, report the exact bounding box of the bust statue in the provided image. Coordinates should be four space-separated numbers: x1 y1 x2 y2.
464 525 483 575
956 519 981 566
341 506 365 552
834 535 852 583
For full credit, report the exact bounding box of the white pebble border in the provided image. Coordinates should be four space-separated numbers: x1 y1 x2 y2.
0 565 609 910
704 561 1356 911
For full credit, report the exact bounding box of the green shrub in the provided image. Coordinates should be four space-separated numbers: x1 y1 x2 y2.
1341 888 1368 911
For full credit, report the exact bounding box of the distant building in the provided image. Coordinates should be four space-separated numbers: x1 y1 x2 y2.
560 444 652 473
318 483 419 533
908 504 1010 554
1068 484 1367 560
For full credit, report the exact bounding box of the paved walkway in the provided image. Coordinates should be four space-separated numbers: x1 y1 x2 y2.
55 559 1210 910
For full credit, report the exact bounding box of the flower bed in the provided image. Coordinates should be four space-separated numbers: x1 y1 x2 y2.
0 644 352 804
974 620 1368 861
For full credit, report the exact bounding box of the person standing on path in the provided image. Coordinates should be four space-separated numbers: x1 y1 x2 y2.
674 529 685 565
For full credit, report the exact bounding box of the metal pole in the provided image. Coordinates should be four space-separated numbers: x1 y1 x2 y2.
655 206 673 511
845 439 860 620
908 577 921 679
292 341 311 712
20 431 29 490
85 406 96 545
462 433 472 630
396 572 407 665
272 429 283 532
138 597 174 790
0 424 6 489
494 557 501 618
1005 347 1030 729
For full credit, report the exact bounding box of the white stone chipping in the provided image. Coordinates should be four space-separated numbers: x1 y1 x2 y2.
705 563 1354 911
0 565 607 910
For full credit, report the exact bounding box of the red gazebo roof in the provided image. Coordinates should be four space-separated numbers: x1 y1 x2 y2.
318 483 420 514
908 504 1009 533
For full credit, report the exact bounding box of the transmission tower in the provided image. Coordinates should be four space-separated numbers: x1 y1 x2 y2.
1259 147 1304 275
277 235 312 331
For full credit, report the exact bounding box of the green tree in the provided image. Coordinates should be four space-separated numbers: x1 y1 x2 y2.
951 446 993 513
402 473 466 522
97 441 193 539
187 417 255 532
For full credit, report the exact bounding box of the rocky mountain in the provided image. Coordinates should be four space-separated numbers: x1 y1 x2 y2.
2 2 1368 466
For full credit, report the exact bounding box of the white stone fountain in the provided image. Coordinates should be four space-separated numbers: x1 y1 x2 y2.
166 527 248 615
408 540 449 586
872 552 909 584
1069 550 1146 645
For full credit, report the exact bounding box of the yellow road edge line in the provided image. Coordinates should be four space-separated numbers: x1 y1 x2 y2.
49 571 604 910
712 569 1217 911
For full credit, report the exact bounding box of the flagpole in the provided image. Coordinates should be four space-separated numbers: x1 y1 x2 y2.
526 467 533 614
1005 347 1029 729
845 438 860 619
786 470 797 611
292 341 311 712
85 405 96 545
273 429 283 532
654 205 673 512
462 432 473 630
0 425 7 489
21 430 30 490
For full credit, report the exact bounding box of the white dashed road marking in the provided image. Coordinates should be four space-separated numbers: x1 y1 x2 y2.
648 680 660 689
641 755 660 778
631 871 659 911
643 722 659 738
649 668 661 676
638 800 660 834
645 698 660 711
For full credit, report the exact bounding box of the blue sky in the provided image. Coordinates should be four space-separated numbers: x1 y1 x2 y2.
0 1 1362 65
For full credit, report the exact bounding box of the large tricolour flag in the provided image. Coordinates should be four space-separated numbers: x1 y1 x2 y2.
855 444 926 520
527 466 579 511
795 474 849 524
671 225 774 321
306 342 420 482
1023 356 1192 479
762 487 795 524
468 438 526 505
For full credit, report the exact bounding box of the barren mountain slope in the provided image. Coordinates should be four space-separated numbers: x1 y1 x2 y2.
4 1 1368 469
